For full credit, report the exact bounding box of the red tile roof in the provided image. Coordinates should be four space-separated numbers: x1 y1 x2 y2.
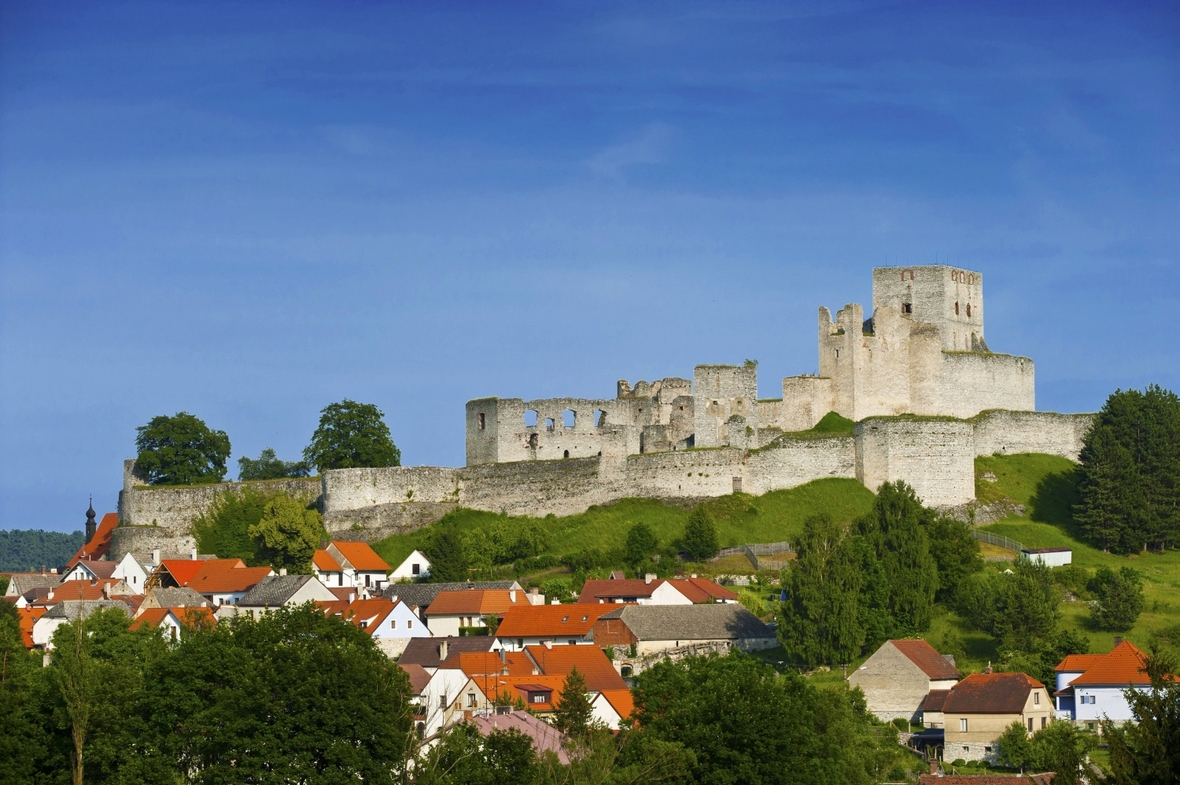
161 558 240 587
495 604 616 639
890 639 962 681
1055 654 1105 673
920 689 951 712
132 606 214 632
330 542 390 572
188 562 273 595
425 589 525 616
524 644 626 691
446 650 538 678
69 513 118 565
942 672 1045 715
31 579 136 605
321 598 401 635
314 549 343 572
472 674 566 712
17 607 47 647
578 578 663 603
1069 640 1152 687
399 662 432 695
597 689 635 723
72 560 119 580
669 577 739 603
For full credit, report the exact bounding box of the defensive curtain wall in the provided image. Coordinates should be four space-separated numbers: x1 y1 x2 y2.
106 266 1093 559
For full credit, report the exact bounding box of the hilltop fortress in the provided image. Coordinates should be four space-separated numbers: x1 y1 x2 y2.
112 265 1092 559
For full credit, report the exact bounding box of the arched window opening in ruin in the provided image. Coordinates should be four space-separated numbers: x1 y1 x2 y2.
528 433 538 449
524 409 538 427
966 303 972 318
546 418 555 432
563 450 570 459
563 410 575 429
902 302 912 314
955 301 959 315
594 410 606 428
478 412 486 430
969 274 975 285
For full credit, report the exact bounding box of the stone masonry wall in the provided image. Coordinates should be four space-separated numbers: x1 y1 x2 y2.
972 409 1094 460
855 417 976 506
934 352 1035 418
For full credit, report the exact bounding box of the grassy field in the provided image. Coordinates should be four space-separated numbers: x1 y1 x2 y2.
371 477 876 577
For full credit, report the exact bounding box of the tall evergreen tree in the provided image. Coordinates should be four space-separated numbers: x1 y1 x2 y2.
1103 650 1180 785
426 529 469 582
779 515 865 667
858 482 939 634
553 668 594 741
683 506 720 561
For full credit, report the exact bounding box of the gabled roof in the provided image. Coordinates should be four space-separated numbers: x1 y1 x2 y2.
468 711 570 764
595 689 635 723
596 604 773 642
382 580 522 610
188 562 272 595
1056 653 1104 673
132 606 215 631
143 586 208 608
424 589 525 616
6 573 61 596
328 587 359 603
472 674 566 712
942 672 1044 714
1069 640 1152 687
496 604 616 639
890 639 962 681
69 513 118 565
237 574 322 607
524 644 627 691
18 607 47 647
399 662 432 695
399 636 496 669
313 549 343 572
670 577 739 603
71 560 119 580
445 650 537 678
329 542 390 572
322 598 405 634
32 579 135 605
578 578 664 603
920 689 951 712
42 599 132 620
158 559 216 587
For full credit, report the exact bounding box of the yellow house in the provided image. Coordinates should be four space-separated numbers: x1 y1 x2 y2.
942 671 1053 763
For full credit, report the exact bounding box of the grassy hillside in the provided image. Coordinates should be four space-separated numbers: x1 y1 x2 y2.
372 477 876 574
936 453 1180 666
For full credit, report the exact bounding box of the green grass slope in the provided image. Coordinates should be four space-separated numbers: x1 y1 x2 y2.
372 477 876 573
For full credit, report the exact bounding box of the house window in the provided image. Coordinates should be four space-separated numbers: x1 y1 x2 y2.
960 719 968 733
531 693 548 704
440 695 447 709
467 693 477 707
568 639 577 645
365 574 371 588
412 563 420 575
391 619 397 629
1034 692 1040 705
1028 718 1034 732
1041 717 1047 729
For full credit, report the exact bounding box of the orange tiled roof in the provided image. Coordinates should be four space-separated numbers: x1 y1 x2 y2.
578 578 663 603
17 607 47 647
323 598 400 634
133 606 214 631
331 542 390 572
524 644 627 691
69 513 118 565
890 639 962 681
1070 640 1152 686
188 562 272 594
670 577 739 603
160 559 220 587
495 603 616 639
445 650 538 678
132 607 171 628
473 674 566 712
314 549 343 572
598 689 635 722
1056 653 1105 673
425 589 524 617
32 579 136 605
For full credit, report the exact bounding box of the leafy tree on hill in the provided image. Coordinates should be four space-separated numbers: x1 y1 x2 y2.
857 481 938 634
0 529 86 572
625 522 658 566
426 529 469 582
553 668 594 741
135 412 231 486
1076 385 1180 553
0 602 42 782
927 515 983 602
1103 650 1180 785
993 557 1062 652
1088 566 1145 632
682 506 720 561
237 448 311 481
248 494 325 573
304 399 401 472
780 514 865 668
192 486 272 564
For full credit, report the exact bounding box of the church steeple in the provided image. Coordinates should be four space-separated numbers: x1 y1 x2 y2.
85 497 97 542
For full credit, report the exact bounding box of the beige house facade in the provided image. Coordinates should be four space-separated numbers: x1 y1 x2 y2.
847 639 961 722
942 672 1053 763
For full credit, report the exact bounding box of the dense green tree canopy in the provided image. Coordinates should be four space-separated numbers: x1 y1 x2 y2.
1076 385 1180 553
1088 566 1145 632
857 481 939 634
237 447 311 480
624 522 658 566
1103 651 1180 785
135 412 231 486
304 399 401 472
553 668 594 741
0 528 86 572
683 506 720 561
426 528 469 582
248 494 325 572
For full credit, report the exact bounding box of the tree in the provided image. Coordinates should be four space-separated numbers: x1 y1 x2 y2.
304 399 401 472
1076 386 1180 553
858 481 939 634
1088 566 1145 632
927 515 983 602
554 668 594 741
0 602 41 782
237 448 311 481
994 557 1062 652
625 523 658 566
248 494 324 572
143 604 412 783
683 506 720 562
415 723 539 785
996 720 1035 772
426 529 469 582
135 412 231 486
1103 649 1180 785
779 514 865 668
192 486 272 564
0 529 86 572
1030 719 1096 785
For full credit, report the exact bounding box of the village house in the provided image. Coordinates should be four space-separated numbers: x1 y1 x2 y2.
132 606 214 642
390 549 431 581
185 560 274 606
468 712 571 764
312 541 392 591
942 671 1053 763
590 689 636 731
847 639 962 723
217 574 336 619
423 589 528 636
138 586 209 611
1054 638 1154 731
413 665 491 740
32 599 134 650
592 603 775 659
495 604 618 651
382 580 524 617
578 575 738 605
399 636 499 673
320 596 431 657
61 553 150 592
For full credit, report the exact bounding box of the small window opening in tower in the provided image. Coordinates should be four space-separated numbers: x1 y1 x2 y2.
563 410 575 429
594 410 606 428
902 302 912 314
834 349 840 359
545 418 555 432
955 301 959 315
528 433 538 448
563 450 570 459
478 412 486 430
969 274 975 285
966 304 972 318
524 409 538 427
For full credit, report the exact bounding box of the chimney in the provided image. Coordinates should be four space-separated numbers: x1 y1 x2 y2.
439 640 449 661
984 662 993 675
153 549 160 564
551 598 561 605
499 649 506 663
279 568 287 577
690 573 697 579
645 573 656 585
510 589 517 603
1114 637 1123 647
349 592 356 603
190 548 197 560
102 582 110 600
47 589 54 601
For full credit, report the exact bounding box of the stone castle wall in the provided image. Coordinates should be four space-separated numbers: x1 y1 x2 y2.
972 409 1094 460
855 418 977 507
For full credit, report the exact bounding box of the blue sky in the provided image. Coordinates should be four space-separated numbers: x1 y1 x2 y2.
2 1 1177 533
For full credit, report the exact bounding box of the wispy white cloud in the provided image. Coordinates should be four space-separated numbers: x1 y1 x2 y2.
586 123 674 180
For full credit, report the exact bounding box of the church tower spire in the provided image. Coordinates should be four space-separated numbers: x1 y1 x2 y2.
85 497 97 542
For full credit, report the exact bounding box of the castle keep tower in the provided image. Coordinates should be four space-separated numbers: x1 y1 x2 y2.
872 265 986 351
